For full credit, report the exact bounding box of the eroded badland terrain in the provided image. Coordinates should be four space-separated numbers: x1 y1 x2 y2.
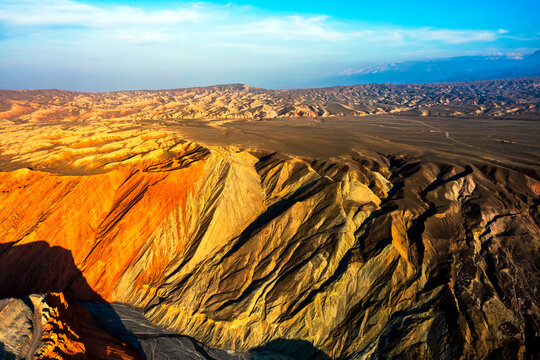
0 78 539 359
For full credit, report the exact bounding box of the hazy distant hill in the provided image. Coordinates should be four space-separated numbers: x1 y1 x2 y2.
1 78 538 122
333 50 540 85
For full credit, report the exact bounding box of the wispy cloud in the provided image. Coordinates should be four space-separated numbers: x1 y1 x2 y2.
404 28 499 44
0 0 204 27
0 0 535 90
0 0 507 45
229 15 355 42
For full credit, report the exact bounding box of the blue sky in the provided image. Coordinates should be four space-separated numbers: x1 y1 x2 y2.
1 0 539 91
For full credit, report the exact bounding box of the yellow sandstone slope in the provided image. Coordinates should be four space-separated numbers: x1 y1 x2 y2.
0 139 538 359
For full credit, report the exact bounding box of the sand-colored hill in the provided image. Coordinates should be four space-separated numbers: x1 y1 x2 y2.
1 78 538 123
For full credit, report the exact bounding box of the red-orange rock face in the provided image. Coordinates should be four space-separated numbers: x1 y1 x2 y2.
0 144 538 360
34 293 141 360
0 159 208 302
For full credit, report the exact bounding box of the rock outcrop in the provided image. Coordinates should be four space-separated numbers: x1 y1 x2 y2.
0 141 538 359
0 292 141 360
0 291 245 360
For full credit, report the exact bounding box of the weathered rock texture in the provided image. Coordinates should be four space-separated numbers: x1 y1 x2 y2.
0 142 538 359
0 292 248 360
0 292 141 360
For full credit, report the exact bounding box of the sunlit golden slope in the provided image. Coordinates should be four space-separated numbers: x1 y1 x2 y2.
0 137 538 359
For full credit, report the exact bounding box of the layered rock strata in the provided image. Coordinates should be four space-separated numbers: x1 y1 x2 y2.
0 142 538 359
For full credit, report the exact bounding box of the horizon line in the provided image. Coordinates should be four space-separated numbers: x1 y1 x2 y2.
1 76 538 94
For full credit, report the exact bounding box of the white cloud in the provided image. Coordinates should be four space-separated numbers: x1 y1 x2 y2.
229 15 354 42
216 42 295 55
331 28 500 45
406 28 498 44
0 0 505 45
0 0 205 27
112 31 172 45
225 17 502 44
339 64 394 76
0 0 527 90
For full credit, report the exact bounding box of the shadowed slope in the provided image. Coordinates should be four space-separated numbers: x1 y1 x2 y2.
0 241 141 359
0 142 538 359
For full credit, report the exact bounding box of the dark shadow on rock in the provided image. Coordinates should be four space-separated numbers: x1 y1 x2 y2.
0 342 16 360
0 241 143 359
0 241 101 300
249 339 331 360
81 302 250 360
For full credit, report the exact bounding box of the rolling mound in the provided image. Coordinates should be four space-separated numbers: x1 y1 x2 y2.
1 78 538 123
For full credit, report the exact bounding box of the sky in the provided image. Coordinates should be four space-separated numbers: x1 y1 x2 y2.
0 0 539 91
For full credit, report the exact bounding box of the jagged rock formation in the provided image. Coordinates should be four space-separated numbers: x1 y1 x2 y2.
0 78 538 123
0 292 141 360
0 140 538 359
0 81 539 359
0 292 245 360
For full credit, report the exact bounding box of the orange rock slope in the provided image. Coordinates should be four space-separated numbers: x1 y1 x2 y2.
0 138 538 359
33 292 141 360
0 152 210 301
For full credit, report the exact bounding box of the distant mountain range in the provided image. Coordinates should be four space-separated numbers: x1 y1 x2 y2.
2 78 538 121
333 50 540 84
